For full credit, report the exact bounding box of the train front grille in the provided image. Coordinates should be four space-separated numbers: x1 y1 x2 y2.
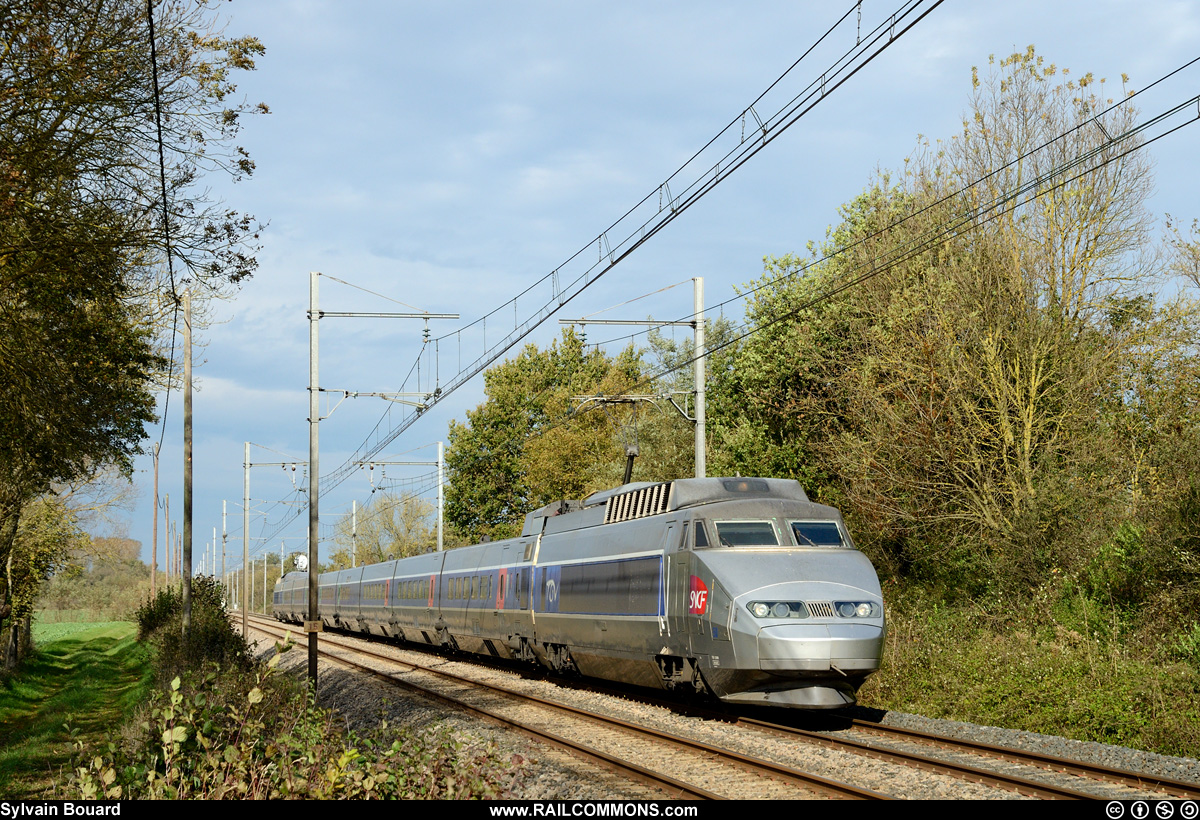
806 601 836 618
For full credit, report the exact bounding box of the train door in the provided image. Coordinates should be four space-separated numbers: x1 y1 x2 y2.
505 536 536 662
664 520 689 645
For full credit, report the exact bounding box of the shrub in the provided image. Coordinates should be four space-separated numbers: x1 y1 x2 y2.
71 649 527 799
73 584 528 799
134 577 251 683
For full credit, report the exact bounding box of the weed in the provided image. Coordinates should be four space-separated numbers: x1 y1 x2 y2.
860 587 1200 758
70 579 527 799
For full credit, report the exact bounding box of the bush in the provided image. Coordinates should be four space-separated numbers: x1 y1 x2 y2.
71 649 527 799
134 577 251 683
860 583 1200 757
73 580 528 799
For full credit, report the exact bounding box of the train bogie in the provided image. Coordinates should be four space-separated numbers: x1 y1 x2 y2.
272 477 886 709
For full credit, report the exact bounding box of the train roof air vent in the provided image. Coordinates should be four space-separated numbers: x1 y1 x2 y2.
602 482 673 524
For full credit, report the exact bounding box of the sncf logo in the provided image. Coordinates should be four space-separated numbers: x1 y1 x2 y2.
689 576 709 615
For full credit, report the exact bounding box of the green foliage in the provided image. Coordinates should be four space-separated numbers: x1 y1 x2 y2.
3 498 90 621
73 576 528 799
0 622 151 799
704 48 1200 621
134 577 250 683
445 328 641 540
70 651 528 799
327 492 437 568
0 0 266 666
861 587 1200 757
37 541 151 623
1170 623 1200 667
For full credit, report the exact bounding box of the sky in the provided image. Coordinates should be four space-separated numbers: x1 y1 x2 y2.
118 0 1200 577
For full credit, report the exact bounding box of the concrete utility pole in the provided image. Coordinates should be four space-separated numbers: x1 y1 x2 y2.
308 272 320 689
242 442 249 637
693 277 706 479
241 449 307 632
438 441 444 552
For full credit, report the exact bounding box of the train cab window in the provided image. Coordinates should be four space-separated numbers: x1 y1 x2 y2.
789 520 846 548
678 522 690 550
694 521 709 548
713 520 780 546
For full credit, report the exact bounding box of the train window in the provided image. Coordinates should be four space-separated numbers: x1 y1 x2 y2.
790 521 846 548
713 520 779 546
693 521 709 548
678 522 690 550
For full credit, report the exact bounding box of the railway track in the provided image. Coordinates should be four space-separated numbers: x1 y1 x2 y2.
240 613 1200 801
243 614 885 799
559 681 1200 799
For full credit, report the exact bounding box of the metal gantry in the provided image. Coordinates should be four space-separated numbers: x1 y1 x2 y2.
307 271 458 693
240 446 308 639
561 277 707 479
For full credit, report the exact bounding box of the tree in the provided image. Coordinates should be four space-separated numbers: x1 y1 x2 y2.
710 48 1200 601
445 329 642 541
326 492 438 569
3 496 89 665
0 0 265 290
0 0 265 663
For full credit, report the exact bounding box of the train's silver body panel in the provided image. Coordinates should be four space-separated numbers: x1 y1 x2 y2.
273 477 886 708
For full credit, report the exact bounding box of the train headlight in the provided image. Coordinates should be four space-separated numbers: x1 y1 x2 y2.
747 601 809 619
834 601 881 618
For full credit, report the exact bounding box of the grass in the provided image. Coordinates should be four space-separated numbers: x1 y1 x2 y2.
0 621 153 798
35 610 118 625
856 593 1200 759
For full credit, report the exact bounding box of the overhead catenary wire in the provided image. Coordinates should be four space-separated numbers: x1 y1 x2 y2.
375 63 1200 485
248 27 1199 558
321 0 945 496
587 55 1200 354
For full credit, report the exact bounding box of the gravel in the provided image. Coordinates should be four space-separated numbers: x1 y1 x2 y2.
247 624 1200 800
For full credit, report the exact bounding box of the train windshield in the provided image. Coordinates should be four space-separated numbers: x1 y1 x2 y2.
789 520 846 548
712 520 780 546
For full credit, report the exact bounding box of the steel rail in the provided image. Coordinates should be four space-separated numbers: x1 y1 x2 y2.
839 718 1200 799
245 615 887 800
246 616 715 799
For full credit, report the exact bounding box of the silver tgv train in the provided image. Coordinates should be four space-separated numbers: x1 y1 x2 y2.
273 477 886 708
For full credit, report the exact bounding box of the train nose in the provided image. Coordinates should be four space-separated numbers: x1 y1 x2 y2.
756 622 884 673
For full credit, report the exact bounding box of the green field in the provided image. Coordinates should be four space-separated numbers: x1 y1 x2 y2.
0 621 152 799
